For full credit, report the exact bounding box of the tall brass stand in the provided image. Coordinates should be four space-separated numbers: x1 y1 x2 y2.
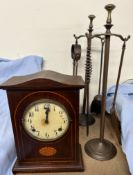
84 4 117 160
84 3 130 160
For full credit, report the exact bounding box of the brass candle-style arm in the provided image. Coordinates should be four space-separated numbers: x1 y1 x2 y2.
73 34 86 40
88 33 130 42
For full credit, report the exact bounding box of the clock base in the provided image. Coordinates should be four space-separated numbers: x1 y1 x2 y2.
12 145 84 173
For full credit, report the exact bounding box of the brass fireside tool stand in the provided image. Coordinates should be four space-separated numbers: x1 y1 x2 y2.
84 4 130 160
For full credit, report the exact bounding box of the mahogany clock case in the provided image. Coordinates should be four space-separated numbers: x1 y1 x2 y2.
0 70 84 173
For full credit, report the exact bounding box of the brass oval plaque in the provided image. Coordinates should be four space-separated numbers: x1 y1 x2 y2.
39 147 57 156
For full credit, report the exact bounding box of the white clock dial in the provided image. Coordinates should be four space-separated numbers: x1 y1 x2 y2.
22 99 70 141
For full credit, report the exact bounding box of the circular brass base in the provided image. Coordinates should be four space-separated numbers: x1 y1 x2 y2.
79 113 95 126
84 138 117 161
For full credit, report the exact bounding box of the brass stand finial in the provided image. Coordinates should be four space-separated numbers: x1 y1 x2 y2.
105 4 115 24
88 15 95 32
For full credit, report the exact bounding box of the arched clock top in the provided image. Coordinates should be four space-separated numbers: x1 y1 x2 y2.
0 70 84 90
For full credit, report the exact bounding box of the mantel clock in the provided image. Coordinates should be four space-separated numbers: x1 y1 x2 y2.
0 70 84 173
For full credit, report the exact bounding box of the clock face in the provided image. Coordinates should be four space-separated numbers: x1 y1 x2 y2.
22 99 70 141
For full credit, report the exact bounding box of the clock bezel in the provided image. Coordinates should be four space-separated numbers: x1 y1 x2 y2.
22 98 71 142
14 91 76 145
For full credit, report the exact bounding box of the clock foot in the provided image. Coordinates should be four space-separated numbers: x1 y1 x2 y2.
12 144 84 173
79 113 95 126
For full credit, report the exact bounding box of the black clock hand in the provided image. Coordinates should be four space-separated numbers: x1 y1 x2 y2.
44 107 50 124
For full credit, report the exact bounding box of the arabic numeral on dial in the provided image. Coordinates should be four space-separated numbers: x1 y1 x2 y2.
59 111 63 115
29 112 34 117
54 130 58 135
59 111 64 118
45 132 49 138
54 127 63 136
44 103 50 109
35 105 39 112
58 127 63 132
31 125 36 132
63 119 68 123
37 131 40 136
29 112 31 117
